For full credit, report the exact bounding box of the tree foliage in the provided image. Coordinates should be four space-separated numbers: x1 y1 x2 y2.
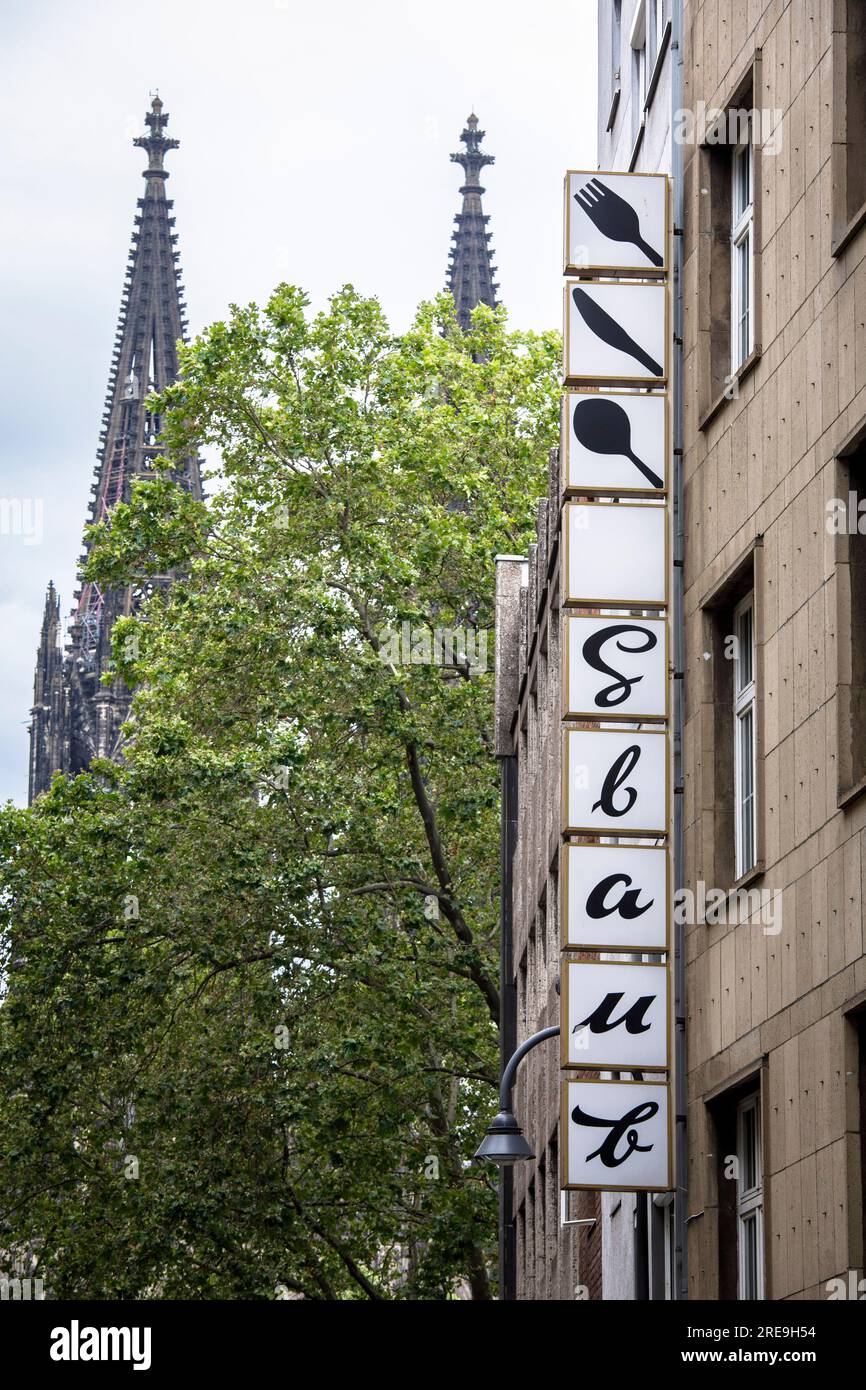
0 288 559 1298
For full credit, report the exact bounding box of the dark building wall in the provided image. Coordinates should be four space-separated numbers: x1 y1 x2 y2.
495 457 605 1301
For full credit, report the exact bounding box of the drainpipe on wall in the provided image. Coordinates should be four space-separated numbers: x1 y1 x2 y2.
671 0 689 1301
499 751 518 1300
493 555 526 1300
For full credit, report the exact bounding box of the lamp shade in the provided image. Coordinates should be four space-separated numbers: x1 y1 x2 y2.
473 1110 535 1165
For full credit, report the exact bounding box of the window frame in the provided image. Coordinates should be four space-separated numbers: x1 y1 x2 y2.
606 0 623 131
735 1091 765 1299
629 0 647 146
697 53 763 429
831 17 866 255
650 0 665 64
733 591 757 880
730 125 754 374
835 428 866 805
611 0 622 84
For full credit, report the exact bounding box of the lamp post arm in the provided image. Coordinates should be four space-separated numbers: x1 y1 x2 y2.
499 1025 560 1110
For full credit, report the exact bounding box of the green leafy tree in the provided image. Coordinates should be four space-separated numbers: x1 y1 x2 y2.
0 288 559 1298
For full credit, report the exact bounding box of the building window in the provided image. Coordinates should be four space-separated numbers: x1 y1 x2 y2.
698 63 762 424
835 432 866 801
731 128 754 372
832 9 866 248
650 0 665 64
711 1077 766 1299
629 1 647 147
606 0 623 131
612 0 622 83
649 1191 675 1299
735 1092 764 1299
733 592 757 878
701 546 762 887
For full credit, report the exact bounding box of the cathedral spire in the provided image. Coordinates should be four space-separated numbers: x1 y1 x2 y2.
29 583 66 802
133 93 179 177
32 582 62 708
28 95 201 801
447 113 499 331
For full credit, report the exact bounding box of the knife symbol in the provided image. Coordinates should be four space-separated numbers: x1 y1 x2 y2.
572 286 664 377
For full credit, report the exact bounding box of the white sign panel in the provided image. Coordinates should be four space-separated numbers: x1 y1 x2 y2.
564 170 668 276
565 281 667 385
563 728 667 837
563 501 667 608
564 614 667 722
562 959 669 1071
562 842 669 952
563 1079 672 1191
557 164 674 1199
563 389 667 496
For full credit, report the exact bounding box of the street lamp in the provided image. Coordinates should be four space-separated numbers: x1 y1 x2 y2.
474 1025 560 1166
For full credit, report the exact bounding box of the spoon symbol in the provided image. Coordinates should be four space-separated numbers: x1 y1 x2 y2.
572 397 664 490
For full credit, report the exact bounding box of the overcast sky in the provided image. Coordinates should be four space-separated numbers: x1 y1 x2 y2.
0 0 597 805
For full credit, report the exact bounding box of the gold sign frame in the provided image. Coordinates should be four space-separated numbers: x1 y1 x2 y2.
563 168 670 278
563 278 670 387
561 387 670 499
561 499 670 610
560 955 671 1073
562 611 670 723
561 1076 674 1194
560 840 671 955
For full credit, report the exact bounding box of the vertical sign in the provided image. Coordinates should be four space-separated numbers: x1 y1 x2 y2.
562 389 668 496
563 613 668 722
565 171 668 276
562 502 667 608
563 1079 672 1192
559 170 673 1195
561 842 669 953
561 958 669 1071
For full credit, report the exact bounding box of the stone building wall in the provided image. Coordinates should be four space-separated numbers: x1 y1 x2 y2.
681 0 866 1299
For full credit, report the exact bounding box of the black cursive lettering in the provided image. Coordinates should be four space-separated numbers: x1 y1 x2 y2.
577 991 656 1035
581 623 657 708
570 1100 659 1168
592 745 641 818
585 872 653 920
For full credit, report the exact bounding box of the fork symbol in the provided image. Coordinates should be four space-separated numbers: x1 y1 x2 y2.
574 177 664 268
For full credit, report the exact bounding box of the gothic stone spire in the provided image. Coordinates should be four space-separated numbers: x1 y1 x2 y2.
447 113 499 331
28 96 201 801
28 583 67 803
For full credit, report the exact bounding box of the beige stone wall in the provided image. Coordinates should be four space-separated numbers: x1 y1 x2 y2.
682 0 866 1299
